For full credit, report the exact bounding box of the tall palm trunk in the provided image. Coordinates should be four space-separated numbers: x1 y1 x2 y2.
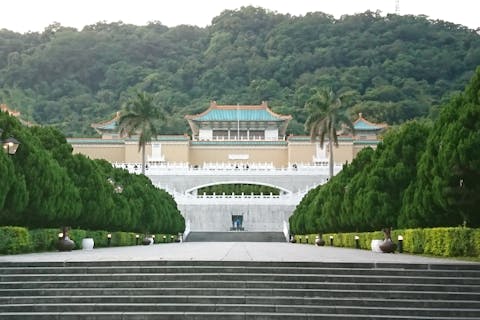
141 143 146 175
328 115 335 179
328 139 334 179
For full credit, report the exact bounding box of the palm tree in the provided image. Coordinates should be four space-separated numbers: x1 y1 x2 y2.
118 91 163 175
305 88 354 179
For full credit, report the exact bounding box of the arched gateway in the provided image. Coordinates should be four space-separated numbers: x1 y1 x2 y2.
135 164 337 233
69 102 385 235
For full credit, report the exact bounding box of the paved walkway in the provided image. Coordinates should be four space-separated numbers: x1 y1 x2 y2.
0 242 477 264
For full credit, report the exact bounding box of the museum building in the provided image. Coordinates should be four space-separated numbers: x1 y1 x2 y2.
67 101 387 168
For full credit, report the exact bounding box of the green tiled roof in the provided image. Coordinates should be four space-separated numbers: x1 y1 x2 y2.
193 109 284 122
96 121 118 130
354 119 383 131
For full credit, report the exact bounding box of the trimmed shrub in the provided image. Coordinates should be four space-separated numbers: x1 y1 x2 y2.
0 226 33 254
402 228 426 254
423 228 476 257
0 227 180 255
29 228 58 252
295 227 480 258
474 229 480 257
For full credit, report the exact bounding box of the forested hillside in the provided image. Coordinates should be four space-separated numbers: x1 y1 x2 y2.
1 7 479 136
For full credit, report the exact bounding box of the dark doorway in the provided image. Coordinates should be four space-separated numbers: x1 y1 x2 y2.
231 215 244 231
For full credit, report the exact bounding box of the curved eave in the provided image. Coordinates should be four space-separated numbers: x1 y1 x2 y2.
91 112 121 134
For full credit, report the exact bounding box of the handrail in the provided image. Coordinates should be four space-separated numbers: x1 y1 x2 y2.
113 162 343 175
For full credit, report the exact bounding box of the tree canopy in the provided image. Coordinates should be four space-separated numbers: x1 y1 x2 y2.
0 111 184 234
119 91 164 174
289 67 480 234
305 88 353 178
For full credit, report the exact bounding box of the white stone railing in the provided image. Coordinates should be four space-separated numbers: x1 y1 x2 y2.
195 192 281 199
114 162 343 176
170 190 307 206
193 136 286 142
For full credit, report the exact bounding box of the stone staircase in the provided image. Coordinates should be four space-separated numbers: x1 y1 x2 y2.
185 231 286 242
0 260 479 319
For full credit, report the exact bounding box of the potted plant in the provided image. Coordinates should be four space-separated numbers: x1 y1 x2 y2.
315 233 325 246
379 227 397 253
57 226 75 251
142 233 153 245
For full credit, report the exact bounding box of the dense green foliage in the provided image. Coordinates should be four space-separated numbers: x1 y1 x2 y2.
0 226 32 254
0 226 179 255
290 68 480 234
198 184 280 195
0 112 184 234
298 227 480 258
400 68 480 228
1 7 479 136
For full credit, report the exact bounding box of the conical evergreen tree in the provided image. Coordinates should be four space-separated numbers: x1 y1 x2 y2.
399 67 480 227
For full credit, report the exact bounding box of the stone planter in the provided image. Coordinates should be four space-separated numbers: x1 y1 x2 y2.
57 227 75 251
81 238 94 250
380 239 397 253
57 237 75 251
142 237 153 245
315 235 325 246
371 240 383 253
379 227 397 253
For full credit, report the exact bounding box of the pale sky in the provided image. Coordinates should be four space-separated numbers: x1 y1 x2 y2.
1 0 479 33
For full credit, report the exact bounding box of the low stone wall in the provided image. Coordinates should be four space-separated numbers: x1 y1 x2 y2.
178 203 296 232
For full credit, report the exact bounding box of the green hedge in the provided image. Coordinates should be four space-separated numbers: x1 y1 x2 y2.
0 227 33 254
0 226 178 255
294 227 480 258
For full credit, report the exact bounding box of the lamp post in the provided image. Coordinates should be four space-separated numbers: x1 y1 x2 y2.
355 235 360 249
398 235 403 253
135 234 139 245
329 235 334 246
107 233 112 247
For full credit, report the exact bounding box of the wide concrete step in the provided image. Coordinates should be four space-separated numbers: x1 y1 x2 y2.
2 287 480 301
2 303 480 317
0 260 479 319
1 279 479 292
2 273 479 288
2 295 480 309
1 260 478 271
3 311 479 320
1 264 479 278
185 232 286 242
